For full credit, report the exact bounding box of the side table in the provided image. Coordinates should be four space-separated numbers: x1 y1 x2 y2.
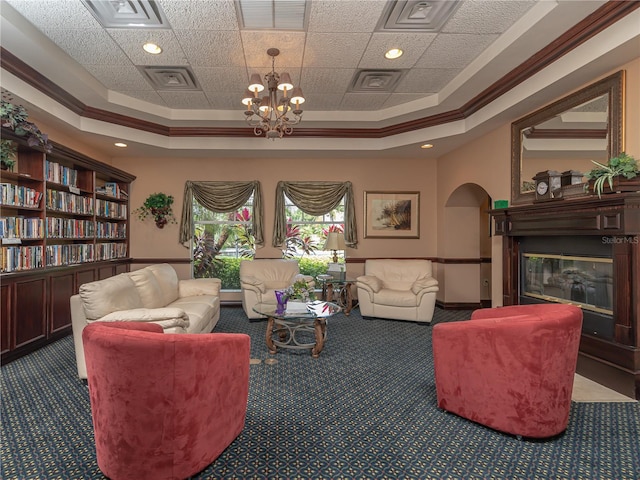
318 276 356 316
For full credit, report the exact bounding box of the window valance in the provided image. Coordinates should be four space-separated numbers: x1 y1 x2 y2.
273 181 357 248
179 180 264 247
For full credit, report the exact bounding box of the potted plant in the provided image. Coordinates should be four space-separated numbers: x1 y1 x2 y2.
1 100 52 153
585 153 639 198
0 139 17 171
134 192 176 228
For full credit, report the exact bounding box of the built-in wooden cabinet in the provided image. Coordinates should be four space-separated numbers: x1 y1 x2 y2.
0 128 135 363
492 193 640 399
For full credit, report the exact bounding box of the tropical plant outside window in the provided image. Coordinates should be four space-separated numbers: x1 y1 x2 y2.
192 194 345 290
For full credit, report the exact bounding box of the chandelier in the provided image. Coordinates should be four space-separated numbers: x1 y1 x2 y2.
242 48 305 139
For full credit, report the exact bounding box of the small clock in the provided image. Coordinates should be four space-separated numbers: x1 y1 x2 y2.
533 170 562 201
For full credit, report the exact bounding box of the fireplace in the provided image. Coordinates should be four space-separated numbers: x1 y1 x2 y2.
492 194 640 399
519 237 614 340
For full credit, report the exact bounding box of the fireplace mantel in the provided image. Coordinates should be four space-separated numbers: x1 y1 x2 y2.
492 193 640 400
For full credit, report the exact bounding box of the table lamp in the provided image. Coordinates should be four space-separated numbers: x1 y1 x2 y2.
323 232 346 263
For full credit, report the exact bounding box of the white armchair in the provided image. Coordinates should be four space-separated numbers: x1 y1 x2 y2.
356 259 439 323
239 259 315 319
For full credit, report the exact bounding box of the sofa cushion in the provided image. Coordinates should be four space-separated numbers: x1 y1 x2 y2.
169 296 219 333
97 307 190 331
375 289 418 307
128 268 164 308
79 275 143 321
146 264 179 305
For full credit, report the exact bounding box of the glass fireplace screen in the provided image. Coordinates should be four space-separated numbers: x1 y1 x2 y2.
522 253 613 315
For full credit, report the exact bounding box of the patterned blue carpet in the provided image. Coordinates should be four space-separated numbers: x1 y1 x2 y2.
2 307 639 479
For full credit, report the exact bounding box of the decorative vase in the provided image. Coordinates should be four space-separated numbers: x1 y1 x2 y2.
275 290 288 314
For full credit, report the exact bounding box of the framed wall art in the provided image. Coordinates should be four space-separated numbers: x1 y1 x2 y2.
364 191 419 238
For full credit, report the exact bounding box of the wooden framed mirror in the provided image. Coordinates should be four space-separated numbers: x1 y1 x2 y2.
511 70 625 204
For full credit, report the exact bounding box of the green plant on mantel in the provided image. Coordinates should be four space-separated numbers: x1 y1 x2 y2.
585 152 639 198
0 139 17 171
0 99 52 153
134 192 177 228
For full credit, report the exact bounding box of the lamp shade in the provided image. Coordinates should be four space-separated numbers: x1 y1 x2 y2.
241 89 254 106
277 72 293 92
324 232 346 251
248 73 265 93
290 87 305 105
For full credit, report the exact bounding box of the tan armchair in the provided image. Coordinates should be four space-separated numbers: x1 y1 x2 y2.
356 259 439 323
239 259 315 319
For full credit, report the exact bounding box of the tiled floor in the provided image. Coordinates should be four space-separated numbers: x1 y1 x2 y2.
572 374 637 402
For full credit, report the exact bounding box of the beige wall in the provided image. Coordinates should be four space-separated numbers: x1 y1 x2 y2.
33 57 639 306
114 155 440 263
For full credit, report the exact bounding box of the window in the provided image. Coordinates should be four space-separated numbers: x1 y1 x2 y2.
192 195 255 289
283 195 345 279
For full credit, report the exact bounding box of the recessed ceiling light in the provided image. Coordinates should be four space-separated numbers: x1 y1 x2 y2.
420 143 433 149
114 142 128 148
143 43 162 54
384 48 403 59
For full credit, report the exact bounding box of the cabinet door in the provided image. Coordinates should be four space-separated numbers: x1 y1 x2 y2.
14 277 46 348
1 284 11 354
49 272 74 333
76 269 95 292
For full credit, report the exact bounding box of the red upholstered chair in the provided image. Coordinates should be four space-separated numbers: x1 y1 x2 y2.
432 304 583 438
82 321 250 480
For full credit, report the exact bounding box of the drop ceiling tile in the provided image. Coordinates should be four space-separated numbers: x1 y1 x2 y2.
443 0 536 34
300 93 345 111
395 68 460 94
203 91 244 110
340 92 391 111
158 0 238 30
84 64 153 90
241 31 307 69
175 30 245 67
300 68 356 94
5 0 100 29
415 33 498 69
308 0 387 33
303 33 371 68
106 29 188 66
358 32 437 69
157 91 211 109
39 27 130 65
192 67 254 92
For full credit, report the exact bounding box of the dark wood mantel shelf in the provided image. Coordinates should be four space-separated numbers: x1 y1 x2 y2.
491 192 640 400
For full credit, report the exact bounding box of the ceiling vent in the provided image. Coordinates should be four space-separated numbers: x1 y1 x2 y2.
377 0 461 32
81 0 169 28
236 0 308 30
140 66 201 91
349 70 405 93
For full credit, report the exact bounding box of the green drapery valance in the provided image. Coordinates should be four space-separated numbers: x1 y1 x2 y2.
273 181 357 248
179 180 264 247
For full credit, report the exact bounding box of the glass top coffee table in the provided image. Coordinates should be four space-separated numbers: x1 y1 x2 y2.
253 302 341 358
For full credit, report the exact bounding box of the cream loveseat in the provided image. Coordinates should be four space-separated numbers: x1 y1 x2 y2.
239 259 314 319
356 259 439 323
70 263 221 379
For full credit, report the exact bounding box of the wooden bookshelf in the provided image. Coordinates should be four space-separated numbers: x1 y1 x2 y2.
0 128 136 363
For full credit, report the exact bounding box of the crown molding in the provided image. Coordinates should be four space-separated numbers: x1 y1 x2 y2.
1 1 637 140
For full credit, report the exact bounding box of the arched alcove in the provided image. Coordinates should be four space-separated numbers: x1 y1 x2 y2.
440 183 492 307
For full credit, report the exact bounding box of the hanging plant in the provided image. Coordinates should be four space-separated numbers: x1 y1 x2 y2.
134 192 177 228
0 100 52 153
0 139 17 171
